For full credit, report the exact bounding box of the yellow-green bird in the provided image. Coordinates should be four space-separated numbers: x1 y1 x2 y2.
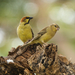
17 16 34 43
21 23 60 48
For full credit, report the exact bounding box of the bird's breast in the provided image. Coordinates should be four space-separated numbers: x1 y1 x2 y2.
40 32 55 43
17 25 32 43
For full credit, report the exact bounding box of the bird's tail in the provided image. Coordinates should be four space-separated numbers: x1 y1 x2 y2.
21 41 32 50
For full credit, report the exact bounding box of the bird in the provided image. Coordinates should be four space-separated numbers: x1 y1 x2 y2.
17 16 34 43
21 23 60 49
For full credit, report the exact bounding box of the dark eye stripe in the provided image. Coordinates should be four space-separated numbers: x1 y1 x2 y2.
26 17 29 19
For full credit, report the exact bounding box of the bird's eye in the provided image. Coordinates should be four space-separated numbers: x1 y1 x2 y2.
26 17 29 19
55 25 56 27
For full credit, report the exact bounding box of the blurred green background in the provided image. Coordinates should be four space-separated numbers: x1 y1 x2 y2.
0 0 75 62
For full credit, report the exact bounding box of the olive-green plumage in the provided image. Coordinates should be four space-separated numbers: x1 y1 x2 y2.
17 16 34 43
22 23 60 48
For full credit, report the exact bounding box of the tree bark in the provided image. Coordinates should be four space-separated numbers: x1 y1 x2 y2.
0 43 75 75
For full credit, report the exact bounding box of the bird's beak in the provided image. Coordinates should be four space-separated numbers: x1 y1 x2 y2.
56 28 59 30
29 17 33 19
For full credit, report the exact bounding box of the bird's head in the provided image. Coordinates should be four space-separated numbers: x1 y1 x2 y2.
50 23 60 32
20 16 33 25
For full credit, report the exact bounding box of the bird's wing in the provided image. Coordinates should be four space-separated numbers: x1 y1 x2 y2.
38 26 48 36
32 26 48 40
31 28 34 38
